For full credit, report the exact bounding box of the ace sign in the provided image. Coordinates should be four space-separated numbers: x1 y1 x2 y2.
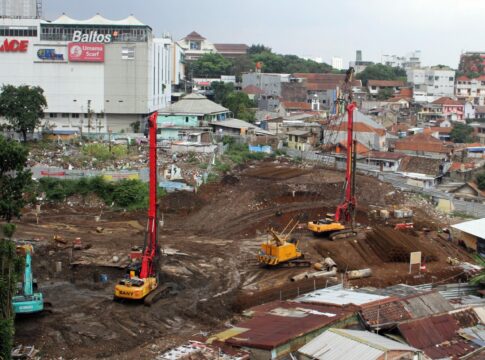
68 43 104 62
0 39 29 52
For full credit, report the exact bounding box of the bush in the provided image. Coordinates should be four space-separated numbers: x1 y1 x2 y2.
224 142 269 165
112 179 148 209
477 172 485 190
215 161 231 173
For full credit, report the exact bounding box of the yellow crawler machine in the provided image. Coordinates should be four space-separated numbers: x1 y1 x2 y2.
258 220 310 267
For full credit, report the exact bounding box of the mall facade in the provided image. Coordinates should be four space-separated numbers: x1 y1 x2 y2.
0 14 177 133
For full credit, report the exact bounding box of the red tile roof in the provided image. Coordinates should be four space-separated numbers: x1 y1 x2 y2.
395 133 452 154
337 140 370 155
450 162 476 172
242 85 264 95
368 80 405 87
457 75 485 81
294 73 362 91
432 97 463 106
183 31 206 40
430 126 452 134
327 122 386 136
387 97 411 103
367 151 407 160
281 101 312 111
214 43 249 54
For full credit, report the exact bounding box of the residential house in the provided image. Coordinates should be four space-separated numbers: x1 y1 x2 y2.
385 97 410 110
287 130 317 151
367 80 405 97
359 151 407 172
449 161 479 182
451 182 485 202
157 93 231 140
407 66 455 102
213 43 249 59
278 101 312 115
475 106 485 119
216 300 358 360
211 118 273 137
451 218 485 255
242 72 291 111
177 31 217 61
324 111 387 151
292 73 362 112
397 155 450 188
382 50 421 69
430 126 452 141
470 123 485 144
242 85 264 102
431 97 464 122
298 328 421 360
394 132 454 158
456 75 485 106
177 31 248 62
416 103 446 124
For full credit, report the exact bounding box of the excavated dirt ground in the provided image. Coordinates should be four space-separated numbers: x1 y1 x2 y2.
11 159 476 359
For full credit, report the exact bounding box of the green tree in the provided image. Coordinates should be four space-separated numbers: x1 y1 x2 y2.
211 81 235 104
0 135 32 223
247 44 272 55
376 87 394 100
476 172 485 191
0 238 24 360
450 123 475 143
0 85 47 142
470 255 485 285
356 64 405 86
223 92 256 122
190 53 232 78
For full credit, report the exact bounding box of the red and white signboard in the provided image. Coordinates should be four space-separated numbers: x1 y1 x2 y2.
0 39 29 52
68 43 104 62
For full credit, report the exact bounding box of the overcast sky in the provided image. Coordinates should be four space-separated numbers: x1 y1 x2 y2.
43 0 484 68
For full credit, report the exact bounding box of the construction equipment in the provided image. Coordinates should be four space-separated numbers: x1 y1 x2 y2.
308 67 358 240
114 112 162 304
257 220 310 267
12 245 44 314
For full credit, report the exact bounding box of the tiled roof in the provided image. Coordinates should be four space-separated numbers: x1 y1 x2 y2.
457 75 485 81
398 155 445 176
281 101 312 111
430 127 452 133
327 122 386 136
387 97 410 103
368 80 405 87
475 105 485 113
432 97 463 106
242 85 264 95
183 31 206 40
159 93 229 115
214 43 249 53
394 133 451 154
367 151 407 160
337 140 370 155
294 73 362 91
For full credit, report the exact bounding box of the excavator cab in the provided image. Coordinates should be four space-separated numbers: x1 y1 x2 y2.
114 276 158 300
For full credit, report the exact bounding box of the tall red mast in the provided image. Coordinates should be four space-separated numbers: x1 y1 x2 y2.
139 112 158 279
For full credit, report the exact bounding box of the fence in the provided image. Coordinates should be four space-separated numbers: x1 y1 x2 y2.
31 166 149 182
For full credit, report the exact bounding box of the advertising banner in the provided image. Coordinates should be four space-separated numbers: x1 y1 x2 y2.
68 43 104 62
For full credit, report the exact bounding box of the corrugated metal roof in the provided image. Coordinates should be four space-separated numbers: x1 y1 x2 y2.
398 314 478 359
298 329 418 360
224 301 355 350
296 289 389 306
451 218 485 239
208 327 249 343
460 325 485 347
404 292 453 318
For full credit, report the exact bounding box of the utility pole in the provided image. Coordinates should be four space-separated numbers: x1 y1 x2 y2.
87 100 92 136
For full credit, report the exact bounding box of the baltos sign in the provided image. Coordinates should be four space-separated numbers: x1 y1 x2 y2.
72 31 112 43
0 39 29 52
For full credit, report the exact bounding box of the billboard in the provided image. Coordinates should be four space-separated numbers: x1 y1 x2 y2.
68 43 104 62
37 48 64 61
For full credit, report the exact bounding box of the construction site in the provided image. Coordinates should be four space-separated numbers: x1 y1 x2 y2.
10 151 480 359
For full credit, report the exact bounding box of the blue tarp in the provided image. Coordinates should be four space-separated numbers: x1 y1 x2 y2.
248 145 272 154
159 181 194 192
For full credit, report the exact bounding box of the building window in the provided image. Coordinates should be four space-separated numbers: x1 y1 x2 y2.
371 86 377 90
49 113 58 118
435 76 439 80
121 46 135 60
189 41 201 50
185 117 189 123
61 113 69 118
71 113 79 118
449 77 454 81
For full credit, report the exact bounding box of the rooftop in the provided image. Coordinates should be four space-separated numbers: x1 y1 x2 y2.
182 31 206 40
211 119 273 136
451 218 485 239
368 80 405 87
398 156 445 176
394 133 452 154
50 14 146 27
281 101 312 111
159 93 229 116
432 97 463 106
214 43 249 53
298 328 419 360
223 301 355 350
242 85 264 95
295 288 389 307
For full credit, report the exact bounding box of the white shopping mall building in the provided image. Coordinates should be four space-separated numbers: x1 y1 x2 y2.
0 13 181 133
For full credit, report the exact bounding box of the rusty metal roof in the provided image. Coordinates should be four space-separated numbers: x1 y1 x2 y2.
360 291 453 329
224 301 355 350
398 314 478 359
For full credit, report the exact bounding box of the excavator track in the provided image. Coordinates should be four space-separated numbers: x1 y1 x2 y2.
143 283 176 306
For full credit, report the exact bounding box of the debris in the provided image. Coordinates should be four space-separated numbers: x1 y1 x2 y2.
11 345 40 359
347 268 372 280
73 237 82 250
95 226 104 233
52 235 67 244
